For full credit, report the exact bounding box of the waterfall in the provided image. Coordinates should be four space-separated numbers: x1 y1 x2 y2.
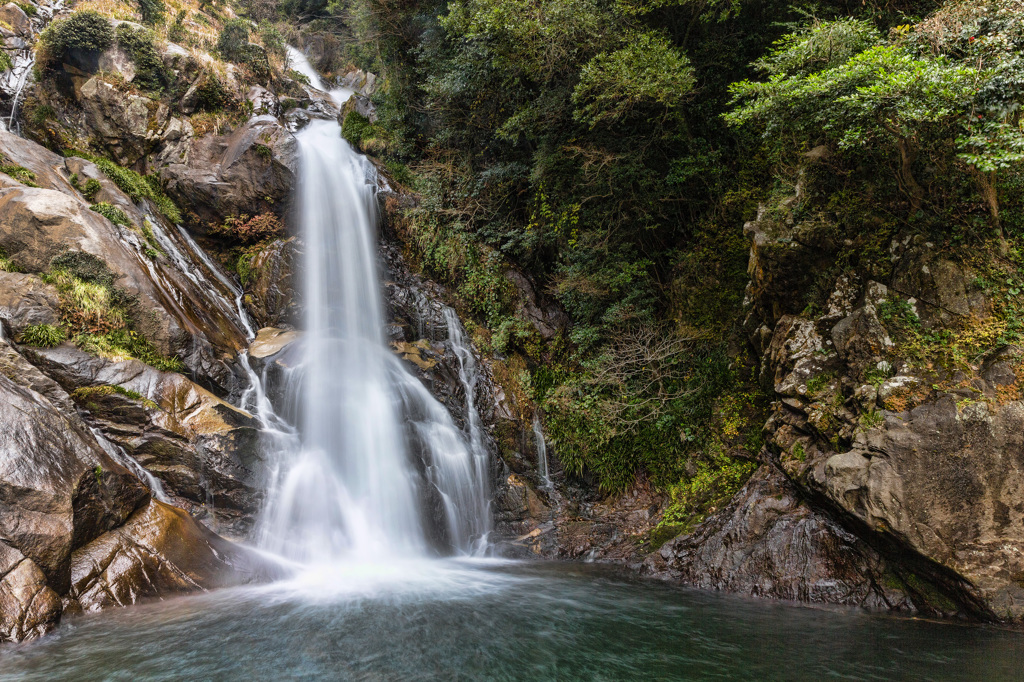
533 414 552 489
256 62 489 562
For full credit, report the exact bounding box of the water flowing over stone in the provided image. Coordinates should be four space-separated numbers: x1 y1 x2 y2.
257 69 489 562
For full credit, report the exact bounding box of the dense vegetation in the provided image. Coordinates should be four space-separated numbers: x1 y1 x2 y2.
252 0 1024 509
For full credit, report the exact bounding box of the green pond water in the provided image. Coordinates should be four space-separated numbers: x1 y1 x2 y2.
0 560 1020 681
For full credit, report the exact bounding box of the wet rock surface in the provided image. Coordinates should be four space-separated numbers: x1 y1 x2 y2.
68 499 283 613
27 346 264 539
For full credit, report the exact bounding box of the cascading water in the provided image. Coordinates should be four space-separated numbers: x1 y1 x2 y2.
257 56 490 562
533 414 552 489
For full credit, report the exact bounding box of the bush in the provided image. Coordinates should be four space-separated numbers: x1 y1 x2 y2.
115 24 170 92
213 212 284 244
90 202 132 227
0 51 12 73
19 324 67 348
136 0 165 25
37 11 114 71
217 19 250 62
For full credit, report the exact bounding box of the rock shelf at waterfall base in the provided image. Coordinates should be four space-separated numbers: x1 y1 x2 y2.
1 0 1024 676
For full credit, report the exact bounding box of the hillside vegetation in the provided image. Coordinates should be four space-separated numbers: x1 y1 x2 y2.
247 0 1024 517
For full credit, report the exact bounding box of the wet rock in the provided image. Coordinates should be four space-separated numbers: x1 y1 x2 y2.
249 327 300 359
0 132 250 393
161 116 299 227
27 346 263 538
0 271 59 336
0 373 149 593
68 499 283 612
243 237 299 328
0 542 62 643
0 336 75 413
644 467 912 609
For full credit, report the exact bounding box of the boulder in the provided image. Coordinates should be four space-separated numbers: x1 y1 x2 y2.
0 373 149 593
0 3 31 37
78 77 169 166
809 396 1024 619
0 542 62 643
161 116 298 228
68 499 283 612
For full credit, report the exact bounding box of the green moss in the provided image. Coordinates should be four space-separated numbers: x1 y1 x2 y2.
69 150 182 224
90 202 132 227
0 163 38 187
19 323 66 347
71 384 160 409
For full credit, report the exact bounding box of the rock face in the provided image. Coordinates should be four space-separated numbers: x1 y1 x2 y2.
161 116 299 228
0 131 249 395
243 237 300 329
68 499 282 612
28 345 264 539
0 348 276 644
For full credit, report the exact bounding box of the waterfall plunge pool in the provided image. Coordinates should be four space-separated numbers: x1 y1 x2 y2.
1 560 1020 681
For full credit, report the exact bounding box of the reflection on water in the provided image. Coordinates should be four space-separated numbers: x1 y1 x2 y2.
1 561 1020 681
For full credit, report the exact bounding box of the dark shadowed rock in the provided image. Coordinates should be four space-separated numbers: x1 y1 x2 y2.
644 467 910 608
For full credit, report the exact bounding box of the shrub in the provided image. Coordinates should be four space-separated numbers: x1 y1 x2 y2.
135 0 165 25
0 51 12 73
0 163 38 186
213 212 283 244
90 202 132 227
82 178 102 201
37 11 114 71
193 71 234 112
217 18 250 62
15 2 36 16
19 324 67 348
115 24 170 92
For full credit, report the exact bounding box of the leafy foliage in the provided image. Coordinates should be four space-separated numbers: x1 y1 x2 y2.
115 24 171 92
90 202 132 227
37 10 114 70
19 324 67 348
